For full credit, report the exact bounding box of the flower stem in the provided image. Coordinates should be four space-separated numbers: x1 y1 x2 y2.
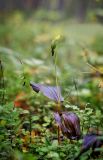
53 45 61 144
54 51 61 112
29 111 32 143
57 126 60 144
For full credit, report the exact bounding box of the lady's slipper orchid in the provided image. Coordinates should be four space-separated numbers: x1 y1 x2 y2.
30 82 81 140
74 133 103 159
54 112 81 140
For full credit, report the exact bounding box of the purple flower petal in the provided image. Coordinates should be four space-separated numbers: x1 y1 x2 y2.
83 133 103 150
54 111 81 140
54 112 69 135
75 133 103 159
54 112 61 126
62 112 81 139
30 82 41 93
30 81 64 102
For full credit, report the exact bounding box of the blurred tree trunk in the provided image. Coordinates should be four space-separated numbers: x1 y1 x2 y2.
0 0 6 10
22 0 41 10
7 0 14 10
58 0 65 10
23 0 33 10
31 0 41 10
75 0 90 22
0 0 42 11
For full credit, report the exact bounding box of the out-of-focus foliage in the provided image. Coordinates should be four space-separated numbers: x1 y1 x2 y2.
91 34 103 54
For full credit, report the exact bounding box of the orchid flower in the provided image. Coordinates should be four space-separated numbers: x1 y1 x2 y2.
30 81 81 141
54 112 81 140
74 133 103 160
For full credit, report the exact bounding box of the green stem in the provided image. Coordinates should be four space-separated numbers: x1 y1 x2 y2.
57 126 60 144
53 47 61 145
54 51 61 111
29 111 32 143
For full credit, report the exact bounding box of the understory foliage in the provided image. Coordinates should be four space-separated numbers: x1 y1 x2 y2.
0 12 103 160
